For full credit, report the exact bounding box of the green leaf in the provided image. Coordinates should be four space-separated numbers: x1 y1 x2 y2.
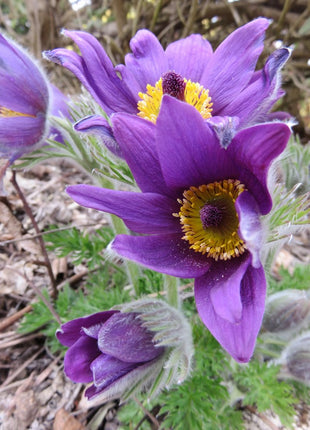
235 361 297 428
44 225 114 269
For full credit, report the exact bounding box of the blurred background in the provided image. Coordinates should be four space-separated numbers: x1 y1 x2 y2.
0 0 309 141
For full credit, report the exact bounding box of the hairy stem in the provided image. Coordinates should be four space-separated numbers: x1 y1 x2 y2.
164 274 180 309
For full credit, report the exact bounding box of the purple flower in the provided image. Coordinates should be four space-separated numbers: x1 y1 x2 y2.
57 310 165 400
45 18 290 150
67 97 291 362
0 33 68 189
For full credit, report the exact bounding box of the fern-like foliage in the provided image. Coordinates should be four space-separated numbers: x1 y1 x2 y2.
44 225 114 269
235 361 297 428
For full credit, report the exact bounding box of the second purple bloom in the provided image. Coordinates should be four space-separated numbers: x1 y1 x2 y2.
67 97 291 363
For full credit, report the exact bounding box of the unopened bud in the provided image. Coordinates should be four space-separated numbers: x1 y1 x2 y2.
57 299 193 403
282 332 310 383
262 289 310 336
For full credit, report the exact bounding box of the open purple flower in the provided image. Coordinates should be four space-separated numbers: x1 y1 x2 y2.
67 97 291 362
45 18 290 152
57 309 165 400
0 33 68 190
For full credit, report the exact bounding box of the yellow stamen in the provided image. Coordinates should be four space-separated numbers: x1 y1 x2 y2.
175 179 246 261
0 106 36 118
137 78 213 123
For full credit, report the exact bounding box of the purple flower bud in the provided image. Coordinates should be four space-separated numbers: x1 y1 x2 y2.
263 290 310 336
0 33 69 191
57 300 193 402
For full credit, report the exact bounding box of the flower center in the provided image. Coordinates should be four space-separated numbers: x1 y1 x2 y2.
0 106 36 118
162 71 186 100
137 71 213 124
174 179 246 261
200 204 224 228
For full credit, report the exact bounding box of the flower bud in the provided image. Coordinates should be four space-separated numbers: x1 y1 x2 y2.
281 332 310 383
262 289 310 336
0 32 69 192
57 299 193 402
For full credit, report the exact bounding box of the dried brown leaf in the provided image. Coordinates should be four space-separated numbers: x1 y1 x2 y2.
53 408 86 430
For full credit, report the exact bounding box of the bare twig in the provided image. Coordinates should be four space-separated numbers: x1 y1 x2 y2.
10 171 58 299
34 354 62 386
24 273 62 325
112 0 127 38
0 305 32 331
1 346 44 387
133 397 160 429
223 0 242 26
150 0 163 32
245 405 281 430
0 222 107 246
181 0 198 38
0 376 31 394
276 0 294 36
132 0 144 37
0 333 43 349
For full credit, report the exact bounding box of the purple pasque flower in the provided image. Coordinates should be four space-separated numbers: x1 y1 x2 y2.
57 309 165 400
0 33 68 189
67 97 291 362
45 18 290 149
0 33 49 162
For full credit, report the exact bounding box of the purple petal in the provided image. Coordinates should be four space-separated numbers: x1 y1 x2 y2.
264 48 291 82
0 116 46 161
90 354 136 388
228 122 291 214
98 313 164 362
85 357 160 399
112 113 172 196
0 75 46 117
75 114 110 133
202 18 270 113
66 185 179 234
49 84 70 143
223 48 291 126
166 34 213 82
112 233 210 278
115 64 141 103
156 96 235 191
56 310 117 347
74 115 122 157
236 191 263 268
0 34 48 113
64 336 101 383
195 255 266 362
44 31 136 115
206 116 239 149
124 30 168 90
266 111 291 122
49 84 70 118
208 254 252 324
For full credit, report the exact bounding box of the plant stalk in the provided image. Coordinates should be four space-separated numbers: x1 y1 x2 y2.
109 214 141 295
164 274 180 309
10 171 58 299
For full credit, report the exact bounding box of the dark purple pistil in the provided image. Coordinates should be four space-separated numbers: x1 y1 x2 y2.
162 71 186 101
200 204 223 229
